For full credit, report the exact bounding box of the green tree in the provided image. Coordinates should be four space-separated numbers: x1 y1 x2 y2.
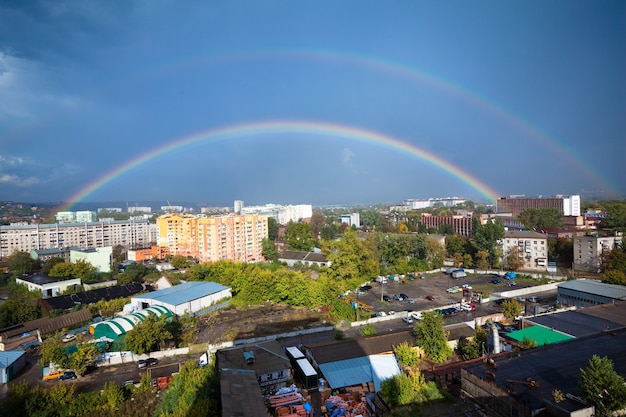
475 250 490 270
41 257 65 275
379 373 416 406
39 335 71 369
72 259 97 279
446 234 468 258
414 311 452 363
286 221 315 251
309 212 327 238
425 237 446 269
471 218 505 267
0 298 41 328
170 255 189 269
599 201 626 232
267 217 279 240
48 262 75 278
456 326 488 360
360 208 381 230
602 269 626 285
102 380 126 411
518 208 563 231
69 343 101 376
7 251 39 275
124 314 172 354
261 238 278 262
501 299 522 321
393 342 421 367
579 355 626 415
505 246 524 270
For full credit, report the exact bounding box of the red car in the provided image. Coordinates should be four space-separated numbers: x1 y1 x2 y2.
425 295 435 301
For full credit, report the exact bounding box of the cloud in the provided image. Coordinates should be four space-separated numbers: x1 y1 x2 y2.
0 174 41 187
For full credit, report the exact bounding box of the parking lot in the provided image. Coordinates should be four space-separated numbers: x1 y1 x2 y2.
354 272 556 318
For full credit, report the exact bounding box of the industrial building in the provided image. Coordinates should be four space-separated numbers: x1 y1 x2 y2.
0 351 26 383
15 274 81 299
129 281 232 315
557 279 626 307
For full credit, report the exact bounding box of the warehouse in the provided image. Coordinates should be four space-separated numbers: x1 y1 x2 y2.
0 351 26 383
130 281 232 316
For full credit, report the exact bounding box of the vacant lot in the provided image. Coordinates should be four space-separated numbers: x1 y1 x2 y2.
199 303 327 343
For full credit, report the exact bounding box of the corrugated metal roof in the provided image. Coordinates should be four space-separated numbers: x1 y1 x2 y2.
132 281 230 307
319 354 401 392
558 279 626 300
0 351 25 368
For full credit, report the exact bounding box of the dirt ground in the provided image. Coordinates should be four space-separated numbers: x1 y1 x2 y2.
198 303 328 343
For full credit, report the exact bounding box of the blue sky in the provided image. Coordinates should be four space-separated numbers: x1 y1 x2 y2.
1 1 624 207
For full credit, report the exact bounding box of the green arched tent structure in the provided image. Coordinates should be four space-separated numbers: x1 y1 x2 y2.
91 305 172 341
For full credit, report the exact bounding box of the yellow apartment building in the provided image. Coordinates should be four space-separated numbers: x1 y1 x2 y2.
156 213 268 263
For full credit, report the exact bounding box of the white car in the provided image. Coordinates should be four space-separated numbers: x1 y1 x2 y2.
446 287 460 293
402 316 414 324
410 311 423 320
62 334 76 343
462 284 472 290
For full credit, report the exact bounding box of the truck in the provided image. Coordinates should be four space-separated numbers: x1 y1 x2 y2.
452 269 467 279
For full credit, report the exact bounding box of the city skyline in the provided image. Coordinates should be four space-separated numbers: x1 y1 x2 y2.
1 1 624 207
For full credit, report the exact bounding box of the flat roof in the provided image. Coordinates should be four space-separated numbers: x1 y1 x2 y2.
506 325 574 346
133 281 230 307
465 328 626 412
558 279 626 300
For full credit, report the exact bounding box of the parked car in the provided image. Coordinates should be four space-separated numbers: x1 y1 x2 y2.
528 296 539 303
503 326 517 332
491 279 502 284
406 298 415 304
462 284 472 290
146 358 158 367
59 371 77 380
400 293 409 300
43 369 66 380
393 294 404 301
62 334 76 343
382 295 392 303
425 295 435 301
410 311 423 320
137 359 147 369
515 296 525 302
508 281 517 286
402 316 414 324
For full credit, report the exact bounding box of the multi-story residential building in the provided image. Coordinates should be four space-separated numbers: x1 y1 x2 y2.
55 210 97 223
405 197 466 209
156 213 268 263
240 203 312 225
573 232 623 273
70 246 113 273
496 194 580 217
0 220 153 259
502 230 548 271
127 206 152 213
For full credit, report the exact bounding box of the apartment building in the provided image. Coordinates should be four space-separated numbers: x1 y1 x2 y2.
502 230 548 271
156 213 268 263
421 213 474 236
0 220 153 259
573 232 623 273
496 194 580 217
240 203 312 225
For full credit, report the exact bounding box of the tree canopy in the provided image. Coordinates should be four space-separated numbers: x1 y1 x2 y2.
518 208 563 231
579 355 626 415
414 311 452 363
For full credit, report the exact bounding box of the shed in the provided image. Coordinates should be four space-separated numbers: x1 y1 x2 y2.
0 351 26 383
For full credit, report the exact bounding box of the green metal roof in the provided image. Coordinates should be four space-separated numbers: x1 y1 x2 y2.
507 325 575 346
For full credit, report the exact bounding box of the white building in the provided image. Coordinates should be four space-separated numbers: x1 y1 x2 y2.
404 197 466 210
16 275 81 299
70 246 113 273
241 203 313 225
128 206 152 213
55 211 97 223
339 213 360 228
130 281 232 316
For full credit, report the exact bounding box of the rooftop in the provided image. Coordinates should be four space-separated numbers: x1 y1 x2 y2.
132 281 230 306
558 279 626 300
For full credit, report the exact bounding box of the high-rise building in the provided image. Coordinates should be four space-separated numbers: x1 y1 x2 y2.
156 213 268 263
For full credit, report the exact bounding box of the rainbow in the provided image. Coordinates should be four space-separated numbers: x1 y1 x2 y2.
58 120 501 211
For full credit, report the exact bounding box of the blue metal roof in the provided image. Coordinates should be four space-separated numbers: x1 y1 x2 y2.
318 354 401 392
0 351 25 367
134 281 231 306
